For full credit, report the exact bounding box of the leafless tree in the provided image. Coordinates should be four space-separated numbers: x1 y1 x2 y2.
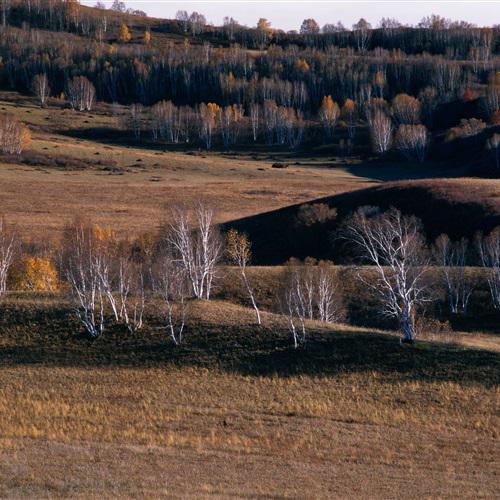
62 221 105 338
0 215 15 295
316 261 343 323
165 202 223 300
189 11 206 36
0 113 31 155
127 103 144 140
352 18 372 52
300 18 320 34
117 254 145 334
249 102 260 142
31 74 50 107
341 207 431 342
154 253 189 345
434 234 474 313
226 229 261 325
67 76 96 112
368 109 393 155
476 227 500 310
280 263 307 348
394 124 429 162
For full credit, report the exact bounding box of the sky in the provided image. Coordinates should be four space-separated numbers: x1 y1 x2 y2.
81 1 500 30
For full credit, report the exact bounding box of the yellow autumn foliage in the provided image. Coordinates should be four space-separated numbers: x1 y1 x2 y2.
8 257 58 291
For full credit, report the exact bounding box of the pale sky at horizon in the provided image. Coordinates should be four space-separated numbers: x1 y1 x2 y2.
81 1 500 30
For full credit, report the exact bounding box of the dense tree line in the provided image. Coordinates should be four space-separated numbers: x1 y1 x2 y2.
1 19 499 113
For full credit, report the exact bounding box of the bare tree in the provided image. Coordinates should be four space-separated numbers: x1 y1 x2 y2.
476 227 500 310
300 18 320 34
434 234 474 314
62 221 106 338
249 102 259 141
154 253 189 345
394 124 429 162
117 252 145 334
353 18 372 52
341 207 431 342
226 229 261 325
0 215 15 295
316 261 343 323
165 202 223 300
127 103 144 140
0 113 31 155
31 74 50 107
368 109 393 155
280 263 307 348
67 76 96 112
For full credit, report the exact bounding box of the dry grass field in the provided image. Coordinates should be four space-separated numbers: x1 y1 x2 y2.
0 297 499 498
0 92 459 240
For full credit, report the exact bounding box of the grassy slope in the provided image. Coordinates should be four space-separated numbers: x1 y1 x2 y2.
226 178 500 264
0 297 498 497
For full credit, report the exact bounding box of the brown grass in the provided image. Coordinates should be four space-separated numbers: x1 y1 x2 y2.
0 296 498 497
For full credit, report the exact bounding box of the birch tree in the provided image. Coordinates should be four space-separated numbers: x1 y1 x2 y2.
62 221 106 338
318 95 340 140
165 202 223 300
341 207 431 343
67 76 96 112
0 216 15 295
32 74 50 107
116 252 145 334
0 114 31 155
433 234 474 314
226 229 261 325
476 227 500 310
368 109 392 155
198 103 220 149
249 102 260 141
394 124 429 162
154 253 189 345
280 263 307 348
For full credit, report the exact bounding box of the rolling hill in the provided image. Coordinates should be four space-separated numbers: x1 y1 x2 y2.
224 178 500 264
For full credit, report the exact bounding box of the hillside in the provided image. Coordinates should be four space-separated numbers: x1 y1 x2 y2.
225 178 500 264
0 296 498 497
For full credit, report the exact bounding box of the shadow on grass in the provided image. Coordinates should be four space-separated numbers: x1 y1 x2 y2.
0 301 498 387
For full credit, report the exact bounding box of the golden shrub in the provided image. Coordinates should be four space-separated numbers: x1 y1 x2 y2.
8 257 58 291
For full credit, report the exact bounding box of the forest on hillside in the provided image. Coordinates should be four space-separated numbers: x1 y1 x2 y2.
0 1 498 171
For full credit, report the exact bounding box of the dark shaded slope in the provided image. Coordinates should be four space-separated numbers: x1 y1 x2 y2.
223 179 500 264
